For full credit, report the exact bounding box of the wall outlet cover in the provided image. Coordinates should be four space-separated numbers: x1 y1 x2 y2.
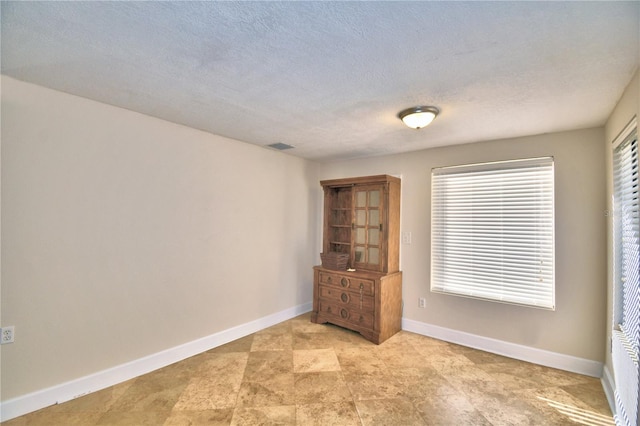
1 326 15 344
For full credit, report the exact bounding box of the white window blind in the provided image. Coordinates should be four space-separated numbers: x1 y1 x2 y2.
612 120 640 426
614 129 640 354
431 157 555 309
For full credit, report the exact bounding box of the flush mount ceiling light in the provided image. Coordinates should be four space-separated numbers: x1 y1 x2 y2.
398 106 439 129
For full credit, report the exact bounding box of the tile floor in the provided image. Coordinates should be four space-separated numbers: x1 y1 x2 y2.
3 313 614 425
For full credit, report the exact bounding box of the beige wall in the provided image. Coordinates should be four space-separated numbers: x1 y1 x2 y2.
319 127 608 362
0 76 320 400
604 70 639 380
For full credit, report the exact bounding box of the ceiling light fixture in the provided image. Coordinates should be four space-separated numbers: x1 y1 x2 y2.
398 106 439 129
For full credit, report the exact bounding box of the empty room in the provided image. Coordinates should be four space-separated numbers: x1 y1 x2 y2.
1 1 639 425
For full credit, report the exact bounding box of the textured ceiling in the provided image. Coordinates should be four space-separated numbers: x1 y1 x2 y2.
2 1 639 161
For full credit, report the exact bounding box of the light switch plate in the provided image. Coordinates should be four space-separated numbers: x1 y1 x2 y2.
402 232 412 245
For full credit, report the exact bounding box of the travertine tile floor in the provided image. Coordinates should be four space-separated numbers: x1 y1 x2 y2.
4 313 614 425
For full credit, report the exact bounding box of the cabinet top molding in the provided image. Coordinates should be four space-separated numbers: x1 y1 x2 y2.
320 174 400 188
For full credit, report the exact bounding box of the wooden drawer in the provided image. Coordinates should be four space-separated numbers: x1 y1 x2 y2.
318 299 374 329
319 285 374 312
318 272 375 296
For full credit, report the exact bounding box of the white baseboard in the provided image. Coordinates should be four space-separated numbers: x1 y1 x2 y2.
402 318 604 378
0 302 312 422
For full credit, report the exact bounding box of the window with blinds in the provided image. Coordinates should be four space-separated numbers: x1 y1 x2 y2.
611 119 640 426
613 128 640 354
431 157 555 309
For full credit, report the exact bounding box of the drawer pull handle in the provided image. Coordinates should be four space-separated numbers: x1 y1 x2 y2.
341 293 349 303
327 276 332 283
341 277 349 287
327 306 332 313
359 315 364 323
340 309 349 319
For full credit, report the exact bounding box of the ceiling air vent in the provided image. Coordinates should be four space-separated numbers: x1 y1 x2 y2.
268 142 294 151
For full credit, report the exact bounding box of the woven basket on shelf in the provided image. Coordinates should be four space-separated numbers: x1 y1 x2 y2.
320 252 350 270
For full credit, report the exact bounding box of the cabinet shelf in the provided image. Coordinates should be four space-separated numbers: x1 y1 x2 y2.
330 241 351 246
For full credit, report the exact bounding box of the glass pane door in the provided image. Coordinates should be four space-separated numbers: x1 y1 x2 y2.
352 186 383 270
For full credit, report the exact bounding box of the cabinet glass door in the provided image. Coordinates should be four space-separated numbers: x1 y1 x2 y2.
353 186 383 270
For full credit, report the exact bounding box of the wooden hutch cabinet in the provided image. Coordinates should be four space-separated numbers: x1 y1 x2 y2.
311 175 402 344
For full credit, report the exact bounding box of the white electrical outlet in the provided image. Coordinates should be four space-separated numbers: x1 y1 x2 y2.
1 326 15 344
419 298 426 308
